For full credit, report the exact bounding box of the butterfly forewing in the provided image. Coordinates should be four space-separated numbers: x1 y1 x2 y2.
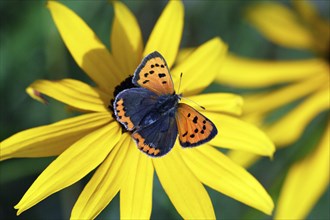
176 103 217 147
132 51 174 95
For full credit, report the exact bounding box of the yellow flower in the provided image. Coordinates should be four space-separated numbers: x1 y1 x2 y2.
1 1 275 219
216 1 329 219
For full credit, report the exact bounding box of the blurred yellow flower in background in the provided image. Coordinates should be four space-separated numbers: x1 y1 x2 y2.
0 1 275 219
216 1 329 219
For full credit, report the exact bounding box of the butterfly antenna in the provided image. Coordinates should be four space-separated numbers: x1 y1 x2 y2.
181 97 206 110
177 72 183 94
177 73 205 110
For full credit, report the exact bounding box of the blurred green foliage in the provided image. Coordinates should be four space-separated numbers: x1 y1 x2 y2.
0 0 329 219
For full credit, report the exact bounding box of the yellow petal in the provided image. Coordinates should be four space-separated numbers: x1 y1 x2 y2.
26 79 109 112
172 37 227 96
144 0 184 68
226 150 261 168
293 0 330 54
153 146 215 219
183 93 243 116
14 122 121 215
267 87 329 146
293 0 319 24
175 48 194 65
47 1 122 94
111 1 143 74
275 124 329 219
246 2 314 49
204 112 275 156
93 87 112 106
242 111 265 128
182 145 274 215
120 146 154 219
71 133 133 219
217 55 328 88
0 112 111 160
243 72 328 115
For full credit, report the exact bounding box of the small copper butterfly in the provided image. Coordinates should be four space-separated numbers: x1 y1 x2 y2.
114 51 217 157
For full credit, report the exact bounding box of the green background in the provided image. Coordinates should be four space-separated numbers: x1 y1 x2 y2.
1 0 329 219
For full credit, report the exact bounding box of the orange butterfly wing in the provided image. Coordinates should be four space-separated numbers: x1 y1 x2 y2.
132 51 174 95
176 103 217 147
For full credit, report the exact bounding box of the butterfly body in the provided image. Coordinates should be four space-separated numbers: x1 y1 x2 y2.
140 93 180 126
113 51 217 157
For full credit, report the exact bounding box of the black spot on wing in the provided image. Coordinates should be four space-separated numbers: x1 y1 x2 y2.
193 116 198 124
158 73 166 78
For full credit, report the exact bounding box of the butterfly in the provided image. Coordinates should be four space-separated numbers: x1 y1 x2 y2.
113 51 217 157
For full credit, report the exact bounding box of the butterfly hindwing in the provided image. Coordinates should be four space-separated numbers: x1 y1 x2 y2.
132 51 174 95
176 103 217 147
114 88 159 131
132 111 178 157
